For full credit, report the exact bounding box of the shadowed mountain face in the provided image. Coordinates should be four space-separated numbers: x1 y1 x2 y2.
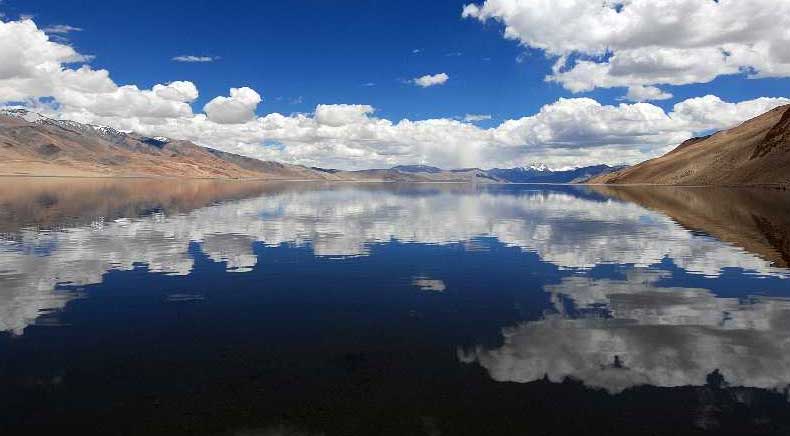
592 186 790 268
588 105 790 187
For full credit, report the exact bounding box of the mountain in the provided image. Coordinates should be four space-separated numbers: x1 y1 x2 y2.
587 104 790 187
488 165 625 183
381 165 623 183
489 165 625 183
0 109 500 182
0 109 337 180
348 167 502 182
0 108 622 184
390 165 443 174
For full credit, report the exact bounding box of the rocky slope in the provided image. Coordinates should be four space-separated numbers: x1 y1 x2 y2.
587 105 790 187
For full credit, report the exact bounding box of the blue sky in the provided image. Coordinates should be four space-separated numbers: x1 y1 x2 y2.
12 0 786 122
8 0 560 124
1 0 790 169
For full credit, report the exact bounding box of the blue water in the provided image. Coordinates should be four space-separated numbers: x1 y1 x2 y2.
1 179 789 435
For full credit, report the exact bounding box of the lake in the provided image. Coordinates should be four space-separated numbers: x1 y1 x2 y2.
1 178 790 435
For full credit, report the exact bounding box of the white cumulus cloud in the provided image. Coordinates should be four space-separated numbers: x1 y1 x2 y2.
315 104 375 127
413 73 449 87
463 0 790 98
624 85 673 102
153 81 199 103
203 87 262 124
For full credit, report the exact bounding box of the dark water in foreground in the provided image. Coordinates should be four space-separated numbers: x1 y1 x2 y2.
1 178 790 435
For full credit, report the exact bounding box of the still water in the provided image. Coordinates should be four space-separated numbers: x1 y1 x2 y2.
1 178 789 435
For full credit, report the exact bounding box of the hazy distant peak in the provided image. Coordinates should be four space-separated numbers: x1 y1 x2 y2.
391 165 443 174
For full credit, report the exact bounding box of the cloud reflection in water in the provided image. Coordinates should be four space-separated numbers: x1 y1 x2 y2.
0 183 787 339
461 269 790 393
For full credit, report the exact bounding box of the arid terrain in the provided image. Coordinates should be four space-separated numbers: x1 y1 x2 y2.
588 104 790 187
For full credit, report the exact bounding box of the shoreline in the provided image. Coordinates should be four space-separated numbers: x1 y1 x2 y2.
1 173 786 189
0 173 476 184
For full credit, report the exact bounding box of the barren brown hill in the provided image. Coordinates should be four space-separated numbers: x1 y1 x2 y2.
0 109 501 183
0 109 343 180
588 105 790 187
592 185 790 268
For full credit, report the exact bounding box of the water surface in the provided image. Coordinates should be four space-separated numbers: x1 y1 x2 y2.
1 178 789 435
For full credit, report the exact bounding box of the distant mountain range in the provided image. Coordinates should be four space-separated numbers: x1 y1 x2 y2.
488 165 627 183
588 104 790 187
389 164 625 183
0 109 622 183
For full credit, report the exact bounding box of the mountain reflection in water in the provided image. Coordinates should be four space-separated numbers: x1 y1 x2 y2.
1 178 789 435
